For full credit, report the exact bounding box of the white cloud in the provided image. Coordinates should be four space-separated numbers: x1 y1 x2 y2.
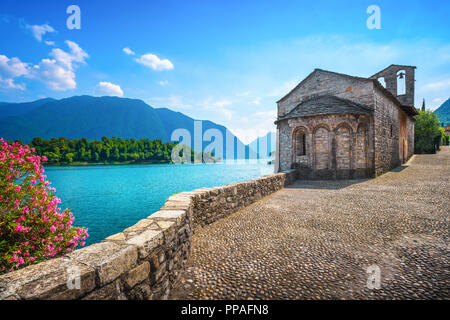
254 109 277 118
201 98 233 120
266 80 298 98
31 40 88 91
0 55 29 78
148 96 192 110
424 79 450 91
45 40 55 46
236 91 251 97
27 24 55 42
228 110 276 144
211 99 232 108
0 55 29 90
0 77 26 90
96 81 124 97
432 98 444 103
123 47 135 56
252 97 261 105
31 58 76 91
48 40 88 70
135 53 174 71
158 80 168 86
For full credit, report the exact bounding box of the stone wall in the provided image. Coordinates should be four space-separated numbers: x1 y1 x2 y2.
372 85 416 175
278 114 374 179
0 171 296 300
277 69 375 118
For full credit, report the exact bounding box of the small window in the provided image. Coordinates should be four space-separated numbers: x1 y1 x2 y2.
397 70 406 95
378 77 386 88
296 131 306 156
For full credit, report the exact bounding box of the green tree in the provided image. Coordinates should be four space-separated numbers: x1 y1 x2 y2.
65 152 74 163
414 110 442 154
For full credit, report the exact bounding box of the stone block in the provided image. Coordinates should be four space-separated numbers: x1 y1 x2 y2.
126 229 164 259
122 261 150 289
0 256 95 300
150 210 186 226
69 241 138 287
82 280 123 300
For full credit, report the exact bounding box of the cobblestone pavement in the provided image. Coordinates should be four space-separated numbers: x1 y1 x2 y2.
170 148 450 300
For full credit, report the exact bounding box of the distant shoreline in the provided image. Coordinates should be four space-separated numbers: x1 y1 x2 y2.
43 159 226 167
44 160 172 167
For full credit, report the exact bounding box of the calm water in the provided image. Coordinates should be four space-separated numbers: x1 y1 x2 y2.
45 161 274 245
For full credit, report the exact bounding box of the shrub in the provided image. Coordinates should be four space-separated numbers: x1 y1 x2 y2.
414 110 442 154
0 139 88 275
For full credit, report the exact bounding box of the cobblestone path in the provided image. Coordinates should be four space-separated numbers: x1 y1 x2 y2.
170 147 450 299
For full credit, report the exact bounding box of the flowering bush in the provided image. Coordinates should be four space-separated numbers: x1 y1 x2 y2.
0 138 88 275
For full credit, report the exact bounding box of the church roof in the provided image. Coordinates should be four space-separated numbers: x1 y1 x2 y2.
276 68 418 117
277 95 371 122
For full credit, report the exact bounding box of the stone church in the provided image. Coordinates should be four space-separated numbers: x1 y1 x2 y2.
274 65 418 179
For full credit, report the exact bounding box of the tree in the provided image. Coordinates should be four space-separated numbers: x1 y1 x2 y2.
421 98 426 111
29 137 187 164
65 152 74 163
414 110 442 154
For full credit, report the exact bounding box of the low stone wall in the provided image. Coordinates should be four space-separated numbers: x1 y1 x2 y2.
0 171 295 300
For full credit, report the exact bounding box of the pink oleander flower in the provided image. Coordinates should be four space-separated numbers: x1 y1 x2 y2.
0 138 89 275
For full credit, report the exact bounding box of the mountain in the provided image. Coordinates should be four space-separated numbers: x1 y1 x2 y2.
434 98 450 126
0 98 55 118
247 131 276 159
0 96 168 143
0 95 249 159
155 107 249 159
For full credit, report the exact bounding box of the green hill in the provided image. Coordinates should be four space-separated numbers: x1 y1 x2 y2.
434 98 450 126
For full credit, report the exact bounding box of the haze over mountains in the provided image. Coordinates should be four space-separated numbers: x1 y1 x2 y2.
0 95 274 159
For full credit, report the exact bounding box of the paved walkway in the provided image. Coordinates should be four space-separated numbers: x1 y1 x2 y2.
170 147 450 299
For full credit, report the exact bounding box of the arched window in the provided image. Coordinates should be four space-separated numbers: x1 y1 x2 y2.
397 70 406 95
295 131 306 156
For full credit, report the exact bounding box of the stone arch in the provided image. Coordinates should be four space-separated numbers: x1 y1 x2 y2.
355 123 369 169
313 125 330 170
333 123 352 178
313 123 331 134
397 70 406 95
292 126 308 158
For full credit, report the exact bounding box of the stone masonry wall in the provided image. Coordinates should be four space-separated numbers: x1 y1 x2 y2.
0 171 296 300
407 117 415 159
278 113 374 179
277 70 375 118
372 85 415 175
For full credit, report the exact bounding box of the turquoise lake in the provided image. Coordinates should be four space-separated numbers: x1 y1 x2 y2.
44 161 274 245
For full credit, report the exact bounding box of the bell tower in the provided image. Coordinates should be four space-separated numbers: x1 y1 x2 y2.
370 64 416 107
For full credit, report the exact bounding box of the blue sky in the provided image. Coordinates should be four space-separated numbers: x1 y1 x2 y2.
0 0 449 143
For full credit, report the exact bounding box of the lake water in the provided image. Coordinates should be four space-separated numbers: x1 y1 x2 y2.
45 161 274 245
